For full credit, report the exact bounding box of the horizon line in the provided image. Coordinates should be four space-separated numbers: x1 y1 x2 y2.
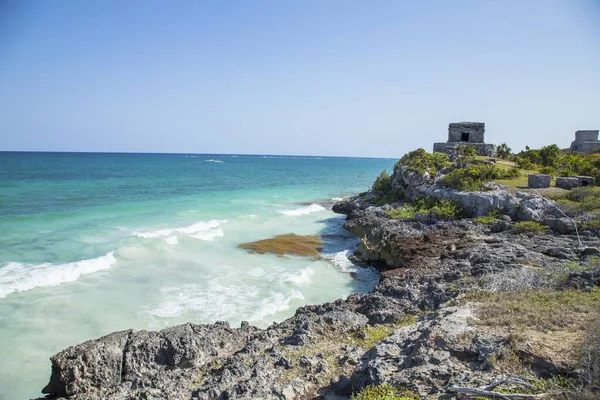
0 150 397 160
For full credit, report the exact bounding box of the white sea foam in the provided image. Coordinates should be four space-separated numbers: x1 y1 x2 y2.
165 236 178 245
146 283 260 319
330 250 380 287
285 267 314 285
331 197 345 201
0 252 117 298
249 290 304 321
134 220 226 241
278 203 325 216
204 159 223 163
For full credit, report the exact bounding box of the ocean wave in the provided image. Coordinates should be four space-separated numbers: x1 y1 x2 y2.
285 267 314 285
278 203 325 216
331 197 345 201
204 159 223 163
134 220 226 241
0 252 117 298
249 290 304 321
146 283 260 319
330 250 380 287
165 236 178 245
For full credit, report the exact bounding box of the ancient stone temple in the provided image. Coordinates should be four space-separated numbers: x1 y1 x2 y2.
433 122 496 159
570 130 600 154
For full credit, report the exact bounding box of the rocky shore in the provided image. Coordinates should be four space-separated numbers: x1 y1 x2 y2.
37 156 600 400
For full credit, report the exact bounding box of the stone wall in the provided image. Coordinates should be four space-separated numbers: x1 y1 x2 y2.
433 142 496 161
570 130 600 153
448 122 485 143
528 174 551 189
575 130 599 142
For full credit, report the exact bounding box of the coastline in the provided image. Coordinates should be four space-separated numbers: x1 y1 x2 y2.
36 189 600 399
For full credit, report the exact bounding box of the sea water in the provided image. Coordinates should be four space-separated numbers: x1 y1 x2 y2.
0 152 395 399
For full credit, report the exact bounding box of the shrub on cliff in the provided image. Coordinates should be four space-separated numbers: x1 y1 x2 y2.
394 148 449 175
513 221 550 234
553 187 600 216
387 198 463 220
439 164 520 191
473 211 501 225
351 384 419 400
372 170 392 194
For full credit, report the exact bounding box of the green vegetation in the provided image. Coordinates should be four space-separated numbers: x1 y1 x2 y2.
347 314 419 350
387 206 416 220
513 221 549 234
439 164 520 191
394 148 449 175
386 198 463 221
514 144 600 181
496 143 512 159
473 211 501 225
473 288 600 332
372 170 392 194
238 234 322 259
547 187 600 216
455 145 477 168
351 384 420 400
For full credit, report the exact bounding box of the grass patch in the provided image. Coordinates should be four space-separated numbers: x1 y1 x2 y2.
238 234 323 259
387 206 416 220
473 211 501 225
386 198 463 221
472 288 600 332
351 384 419 400
494 169 540 188
347 315 419 350
439 164 520 191
513 221 550 234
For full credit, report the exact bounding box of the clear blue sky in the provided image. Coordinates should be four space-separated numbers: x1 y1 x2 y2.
0 0 598 157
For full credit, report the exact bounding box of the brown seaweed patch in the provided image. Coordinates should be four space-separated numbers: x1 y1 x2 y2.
238 234 323 259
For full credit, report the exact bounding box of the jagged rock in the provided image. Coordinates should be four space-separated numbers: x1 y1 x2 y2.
350 305 498 397
490 220 511 233
542 218 577 234
517 206 541 221
42 330 132 397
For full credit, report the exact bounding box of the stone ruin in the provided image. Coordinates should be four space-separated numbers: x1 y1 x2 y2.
570 130 600 153
530 175 596 190
528 174 551 189
433 122 496 160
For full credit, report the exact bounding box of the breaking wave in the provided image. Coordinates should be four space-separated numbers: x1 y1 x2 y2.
278 203 325 216
0 252 117 298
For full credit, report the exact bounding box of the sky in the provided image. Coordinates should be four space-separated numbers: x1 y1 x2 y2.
0 0 599 158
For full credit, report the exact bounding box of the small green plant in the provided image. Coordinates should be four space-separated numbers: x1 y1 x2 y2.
394 148 449 175
387 206 416 220
473 211 501 225
372 170 392 194
513 221 550 234
539 166 556 176
386 198 463 220
456 145 477 168
582 219 600 230
418 198 463 219
515 156 534 170
351 384 420 400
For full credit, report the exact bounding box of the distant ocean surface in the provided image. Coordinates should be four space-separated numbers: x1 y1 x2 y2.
0 152 395 399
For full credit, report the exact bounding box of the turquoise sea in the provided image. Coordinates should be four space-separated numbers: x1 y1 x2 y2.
0 152 395 399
